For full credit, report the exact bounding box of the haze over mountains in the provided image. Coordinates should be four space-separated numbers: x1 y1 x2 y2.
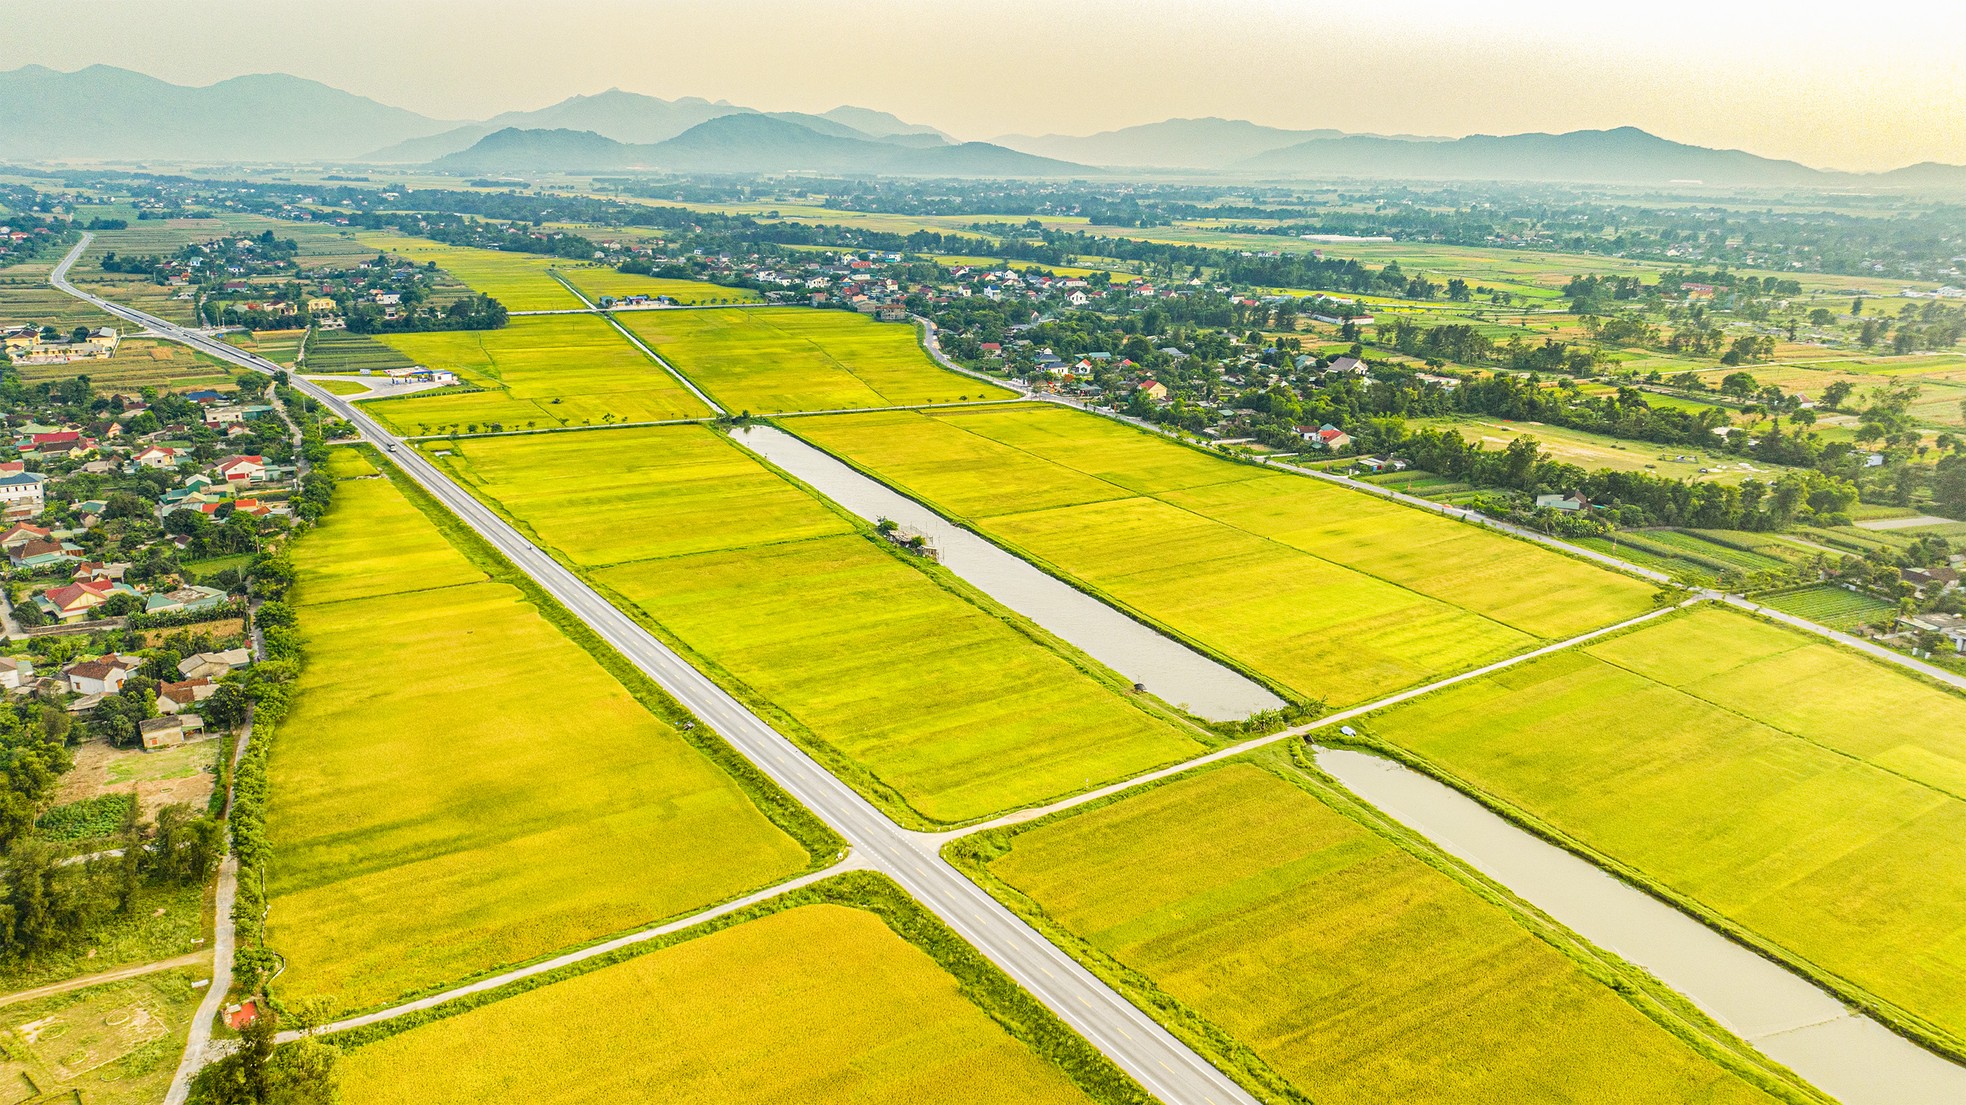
3 64 1962 188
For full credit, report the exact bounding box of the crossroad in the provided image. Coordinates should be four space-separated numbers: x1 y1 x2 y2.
51 235 1260 1105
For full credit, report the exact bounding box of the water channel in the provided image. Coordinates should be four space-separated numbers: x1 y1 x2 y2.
1315 747 1966 1105
731 422 1966 1103
731 423 1286 721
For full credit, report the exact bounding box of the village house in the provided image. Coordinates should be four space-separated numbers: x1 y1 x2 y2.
0 470 47 518
214 455 268 484
62 655 141 696
146 584 230 615
10 538 83 570
1138 380 1169 402
178 647 253 680
1299 424 1353 451
133 445 182 469
1899 611 1966 651
1324 355 1369 378
1535 492 1592 512
158 678 216 714
0 656 29 691
0 522 50 550
140 713 204 750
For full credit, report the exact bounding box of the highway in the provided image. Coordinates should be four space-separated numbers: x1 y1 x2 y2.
52 235 1261 1105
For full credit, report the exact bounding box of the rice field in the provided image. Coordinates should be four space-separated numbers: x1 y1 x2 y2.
791 405 1659 706
361 314 711 434
554 266 762 305
428 426 1207 825
1361 604 1966 1054
297 329 413 374
267 452 812 1011
1757 585 1897 632
9 336 236 392
964 761 1793 1104
1408 416 1787 484
618 307 1015 414
354 234 586 311
336 902 1101 1105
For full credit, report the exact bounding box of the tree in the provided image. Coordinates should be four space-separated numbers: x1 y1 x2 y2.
1821 380 1855 410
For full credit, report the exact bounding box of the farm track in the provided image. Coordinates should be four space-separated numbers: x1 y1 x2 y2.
58 235 1966 1102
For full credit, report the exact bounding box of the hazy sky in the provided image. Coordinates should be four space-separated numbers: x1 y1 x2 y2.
6 0 1964 171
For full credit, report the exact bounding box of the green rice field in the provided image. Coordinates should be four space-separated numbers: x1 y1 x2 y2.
791 404 1660 706
336 897 1107 1105
1360 604 1966 1055
1756 585 1897 631
300 329 414 374
267 450 813 1011
355 234 586 311
426 425 1208 826
619 307 1015 414
960 761 1799 1104
361 314 711 434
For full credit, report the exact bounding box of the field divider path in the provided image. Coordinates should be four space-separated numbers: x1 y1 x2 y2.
55 237 1263 1105
935 598 1696 841
275 860 862 1044
0 951 208 1009
546 270 727 415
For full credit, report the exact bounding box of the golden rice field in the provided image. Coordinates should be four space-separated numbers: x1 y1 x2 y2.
555 266 763 305
969 762 1791 1104
618 307 1015 413
791 404 1658 706
354 233 585 311
427 425 1208 825
337 903 1099 1105
1362 604 1966 1054
267 454 810 1011
361 314 710 434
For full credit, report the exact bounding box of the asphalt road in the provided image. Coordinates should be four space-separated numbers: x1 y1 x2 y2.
53 235 1259 1105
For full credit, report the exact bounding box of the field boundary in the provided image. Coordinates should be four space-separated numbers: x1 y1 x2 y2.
945 750 1830 1105
363 443 844 861
421 429 1221 830
313 870 1156 1105
1319 617 1966 1068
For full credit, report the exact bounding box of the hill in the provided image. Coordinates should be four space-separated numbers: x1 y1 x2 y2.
996 117 1349 168
435 115 1084 177
1239 126 1828 185
0 64 455 161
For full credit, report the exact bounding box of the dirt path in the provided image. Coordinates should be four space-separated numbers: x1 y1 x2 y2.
0 951 209 1008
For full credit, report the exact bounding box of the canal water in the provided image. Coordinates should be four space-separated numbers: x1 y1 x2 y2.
1315 747 1966 1105
729 424 1286 721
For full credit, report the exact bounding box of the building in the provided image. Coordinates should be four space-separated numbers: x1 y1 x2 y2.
0 656 29 691
63 655 140 696
178 648 253 680
305 297 339 315
214 455 267 484
10 538 83 570
158 678 215 714
146 584 230 615
1138 380 1169 402
140 715 188 750
0 471 46 518
1535 492 1591 512
1899 611 1966 651
0 522 50 550
1300 424 1353 451
133 445 181 469
1324 355 1369 377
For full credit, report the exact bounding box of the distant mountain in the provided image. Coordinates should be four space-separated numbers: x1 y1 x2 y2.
996 117 1352 168
1869 161 1966 189
481 89 746 145
435 116 1084 177
1239 127 1828 185
820 106 950 140
362 124 496 163
0 64 456 161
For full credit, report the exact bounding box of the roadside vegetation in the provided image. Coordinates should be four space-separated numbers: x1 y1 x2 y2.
949 757 1820 1105
264 447 824 1012
426 425 1210 826
328 873 1147 1105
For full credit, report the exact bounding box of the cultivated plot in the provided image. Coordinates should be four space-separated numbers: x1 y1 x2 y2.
266 454 813 1011
354 234 585 311
791 404 1658 706
555 267 762 306
958 761 1799 1104
335 891 1116 1105
361 313 710 434
428 425 1209 825
1360 604 1966 1054
619 307 1015 413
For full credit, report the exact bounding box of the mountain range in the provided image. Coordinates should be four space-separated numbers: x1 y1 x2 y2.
3 64 1963 189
